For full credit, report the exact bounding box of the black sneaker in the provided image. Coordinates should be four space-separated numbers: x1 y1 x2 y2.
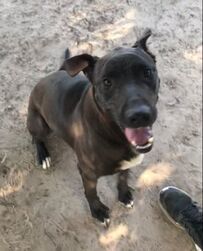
159 186 203 250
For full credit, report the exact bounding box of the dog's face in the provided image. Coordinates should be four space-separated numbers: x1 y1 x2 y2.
64 30 160 153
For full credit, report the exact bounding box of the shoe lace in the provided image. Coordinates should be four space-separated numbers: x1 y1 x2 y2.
179 202 203 249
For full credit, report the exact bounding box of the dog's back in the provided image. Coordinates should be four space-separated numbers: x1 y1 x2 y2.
28 70 89 142
33 71 88 112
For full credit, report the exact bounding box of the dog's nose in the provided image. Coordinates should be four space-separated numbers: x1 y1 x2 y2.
126 105 152 126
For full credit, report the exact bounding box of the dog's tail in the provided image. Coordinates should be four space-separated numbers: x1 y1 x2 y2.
59 48 70 71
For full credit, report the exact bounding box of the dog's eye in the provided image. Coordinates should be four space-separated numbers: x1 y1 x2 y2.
144 69 152 79
103 79 112 87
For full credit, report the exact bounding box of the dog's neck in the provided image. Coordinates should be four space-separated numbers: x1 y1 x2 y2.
91 86 105 116
83 86 127 145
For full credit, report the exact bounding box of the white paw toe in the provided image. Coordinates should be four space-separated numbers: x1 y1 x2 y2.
45 157 51 168
42 160 47 169
42 157 51 169
125 200 134 208
101 218 110 228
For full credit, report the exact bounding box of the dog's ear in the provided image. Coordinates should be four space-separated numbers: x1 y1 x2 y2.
60 54 98 81
133 29 156 62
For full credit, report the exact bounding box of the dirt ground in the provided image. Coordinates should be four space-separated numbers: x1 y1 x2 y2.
0 0 202 250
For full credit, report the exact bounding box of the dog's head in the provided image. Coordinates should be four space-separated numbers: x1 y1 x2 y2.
63 30 160 153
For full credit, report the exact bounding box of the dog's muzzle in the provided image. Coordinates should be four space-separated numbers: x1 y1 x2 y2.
124 127 154 153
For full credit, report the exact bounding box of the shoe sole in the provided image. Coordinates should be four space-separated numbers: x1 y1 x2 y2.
158 187 202 251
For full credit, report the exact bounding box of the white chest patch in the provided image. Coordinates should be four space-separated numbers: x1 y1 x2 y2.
119 154 144 170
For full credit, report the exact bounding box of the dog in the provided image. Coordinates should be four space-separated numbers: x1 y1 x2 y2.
27 30 160 227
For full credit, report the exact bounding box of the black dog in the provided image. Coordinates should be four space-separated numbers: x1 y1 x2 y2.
27 30 160 226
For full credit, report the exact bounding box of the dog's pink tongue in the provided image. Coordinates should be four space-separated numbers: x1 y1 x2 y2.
124 127 152 146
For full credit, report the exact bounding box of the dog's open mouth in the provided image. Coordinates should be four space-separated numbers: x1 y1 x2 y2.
124 127 154 153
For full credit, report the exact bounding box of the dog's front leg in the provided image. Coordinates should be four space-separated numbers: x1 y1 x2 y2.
117 170 134 208
78 165 110 227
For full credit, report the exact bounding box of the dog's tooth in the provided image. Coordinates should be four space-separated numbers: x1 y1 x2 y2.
148 137 154 143
131 140 136 146
144 143 151 149
136 142 152 150
136 145 143 150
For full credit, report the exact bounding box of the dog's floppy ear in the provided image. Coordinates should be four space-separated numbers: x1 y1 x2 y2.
133 29 156 62
60 54 98 81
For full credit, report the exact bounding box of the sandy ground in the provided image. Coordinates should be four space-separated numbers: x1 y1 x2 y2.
0 0 202 250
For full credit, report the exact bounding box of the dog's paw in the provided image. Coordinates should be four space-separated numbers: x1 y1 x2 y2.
36 142 51 170
118 189 134 208
90 200 110 228
41 157 51 170
124 200 134 208
101 218 111 228
38 151 51 170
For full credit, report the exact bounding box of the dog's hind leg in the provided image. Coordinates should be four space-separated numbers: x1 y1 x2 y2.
27 107 51 169
117 170 134 208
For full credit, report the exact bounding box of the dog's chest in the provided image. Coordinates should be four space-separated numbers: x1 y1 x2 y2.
118 154 144 170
